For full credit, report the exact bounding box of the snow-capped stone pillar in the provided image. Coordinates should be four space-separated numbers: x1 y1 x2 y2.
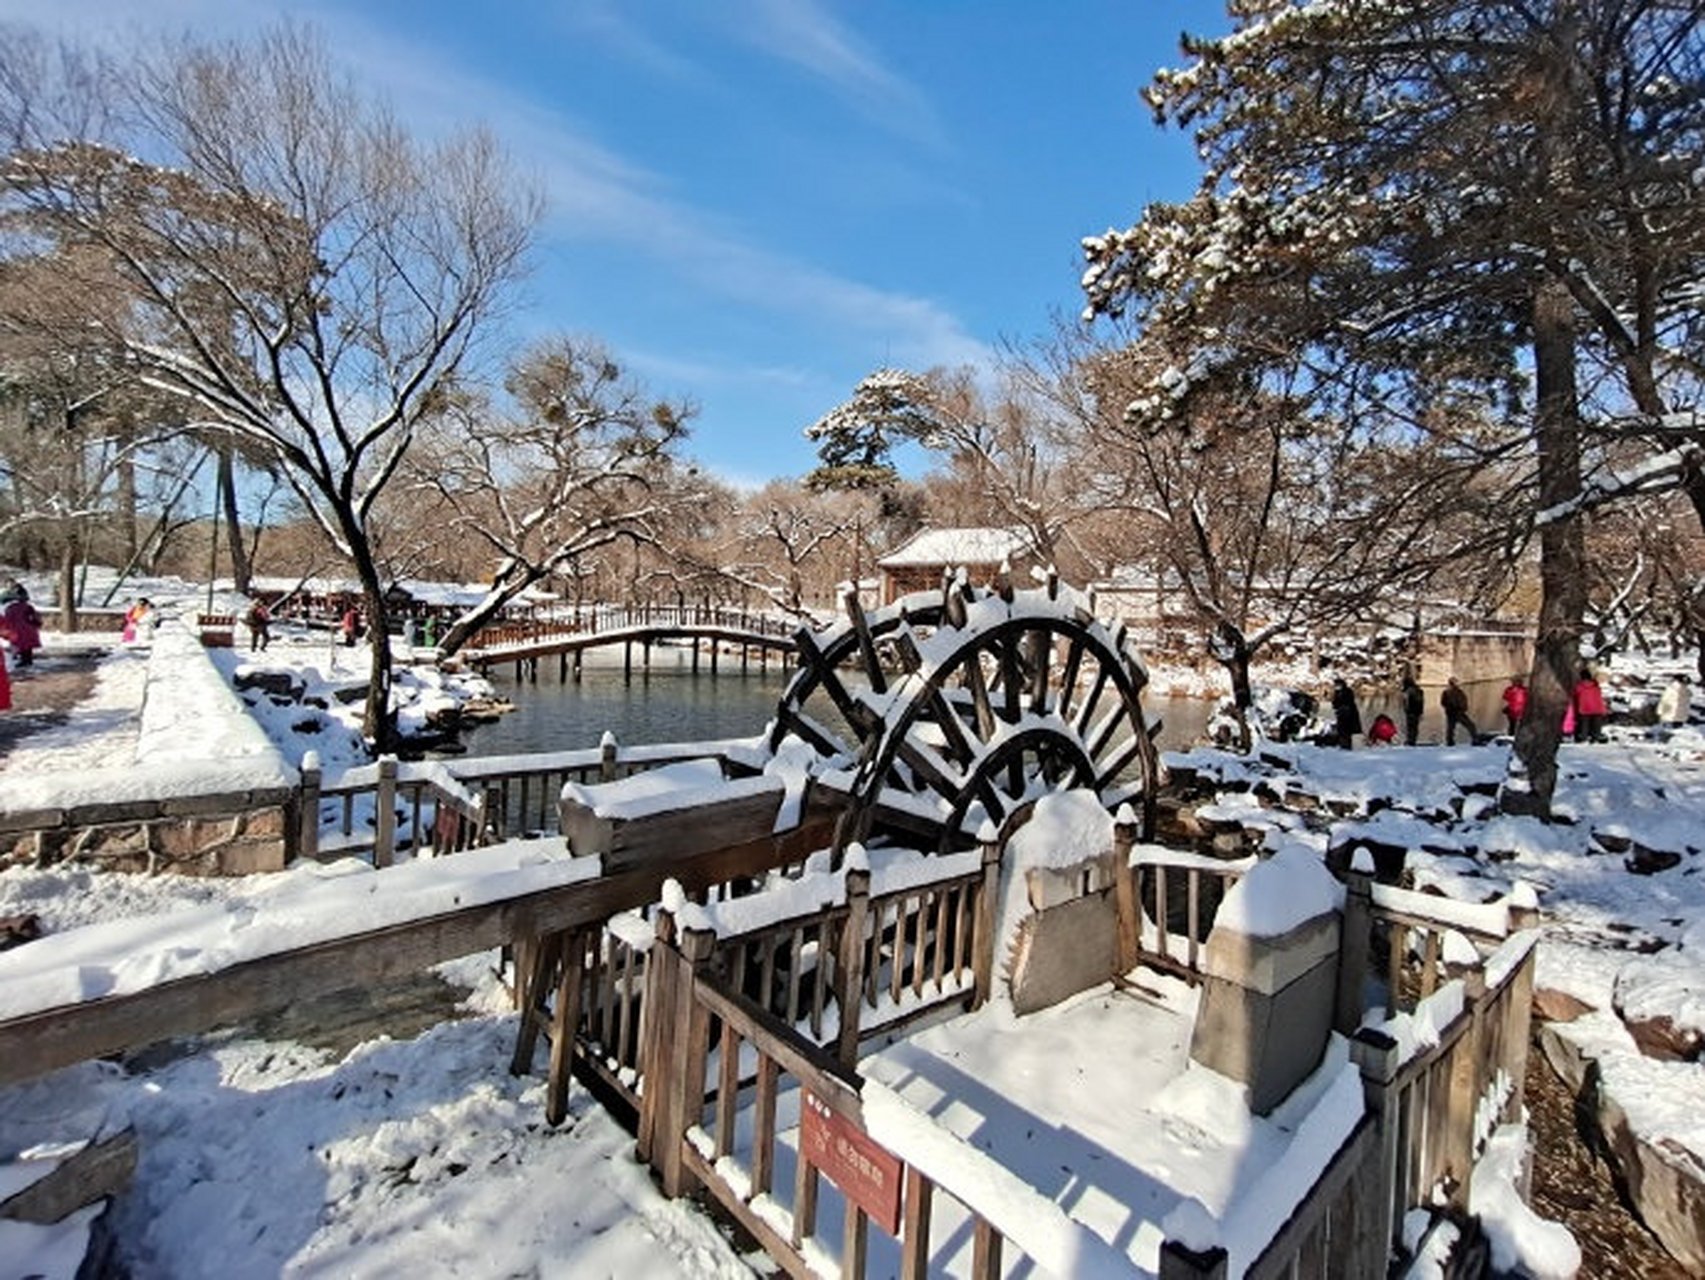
1188 847 1344 1115
373 755 398 868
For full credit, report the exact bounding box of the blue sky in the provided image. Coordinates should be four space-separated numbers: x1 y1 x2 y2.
13 1 1217 487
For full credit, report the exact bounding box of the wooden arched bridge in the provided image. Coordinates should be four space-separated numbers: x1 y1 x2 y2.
463 603 800 681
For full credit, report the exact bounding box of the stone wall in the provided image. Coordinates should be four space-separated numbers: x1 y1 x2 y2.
0 791 293 875
1417 629 1534 687
0 620 299 876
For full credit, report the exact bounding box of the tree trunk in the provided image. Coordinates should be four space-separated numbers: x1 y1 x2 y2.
118 455 138 567
1505 275 1585 818
218 445 251 596
1211 621 1254 753
56 529 80 632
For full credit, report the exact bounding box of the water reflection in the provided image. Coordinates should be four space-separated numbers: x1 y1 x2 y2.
462 645 1515 757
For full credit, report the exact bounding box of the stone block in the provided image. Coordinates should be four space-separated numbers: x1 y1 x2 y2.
240 807 288 839
155 817 239 859
213 838 287 876
1008 891 1118 1016
1201 913 1340 994
1191 952 1338 1114
0 808 65 834
160 793 250 819
66 800 162 827
75 824 150 862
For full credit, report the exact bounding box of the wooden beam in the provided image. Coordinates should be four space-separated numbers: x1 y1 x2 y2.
0 815 839 1089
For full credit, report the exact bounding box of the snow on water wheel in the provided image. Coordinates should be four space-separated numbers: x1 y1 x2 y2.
769 573 1160 853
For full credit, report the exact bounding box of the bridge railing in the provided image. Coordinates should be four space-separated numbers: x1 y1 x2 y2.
466 603 798 653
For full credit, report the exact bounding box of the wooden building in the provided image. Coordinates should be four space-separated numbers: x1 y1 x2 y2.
875 526 1039 604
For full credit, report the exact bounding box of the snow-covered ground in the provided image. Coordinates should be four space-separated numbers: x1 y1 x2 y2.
1 589 1701 1276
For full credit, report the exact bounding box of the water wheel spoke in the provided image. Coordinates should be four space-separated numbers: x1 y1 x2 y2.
1056 634 1085 722
1094 732 1147 792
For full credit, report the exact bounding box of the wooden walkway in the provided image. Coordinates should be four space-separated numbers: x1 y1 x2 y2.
464 604 799 680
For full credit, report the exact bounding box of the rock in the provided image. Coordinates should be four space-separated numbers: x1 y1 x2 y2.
1620 1012 1703 1063
1594 830 1634 854
0 912 41 950
1626 847 1683 876
1533 987 1595 1024
233 669 304 699
1594 1071 1705 1273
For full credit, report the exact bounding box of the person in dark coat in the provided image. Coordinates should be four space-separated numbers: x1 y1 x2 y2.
1401 674 1425 745
1441 677 1476 745
1331 678 1362 749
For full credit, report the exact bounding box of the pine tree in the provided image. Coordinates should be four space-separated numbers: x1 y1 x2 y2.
1083 0 1705 813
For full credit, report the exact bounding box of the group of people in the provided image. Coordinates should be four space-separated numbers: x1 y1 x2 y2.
1328 664 1691 751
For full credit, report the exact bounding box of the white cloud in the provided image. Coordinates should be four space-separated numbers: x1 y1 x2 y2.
11 0 990 377
720 0 946 148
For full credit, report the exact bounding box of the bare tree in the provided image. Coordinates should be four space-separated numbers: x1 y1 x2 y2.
0 23 539 745
403 338 695 655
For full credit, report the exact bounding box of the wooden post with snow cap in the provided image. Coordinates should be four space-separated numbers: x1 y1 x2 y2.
972 821 1003 1007
1111 804 1141 975
836 848 872 1069
1443 965 1488 1207
297 750 321 862
373 755 398 868
599 730 619 783
638 889 716 1197
1350 1026 1402 1262
1335 852 1375 1035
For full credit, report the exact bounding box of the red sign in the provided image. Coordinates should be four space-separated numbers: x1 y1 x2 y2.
800 1089 904 1235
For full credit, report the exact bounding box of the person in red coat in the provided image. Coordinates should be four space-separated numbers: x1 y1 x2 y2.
1501 675 1528 735
1573 667 1608 743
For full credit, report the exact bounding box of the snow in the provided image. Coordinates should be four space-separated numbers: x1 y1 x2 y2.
1213 843 1342 938
874 525 1033 569
0 839 593 1021
1470 1126 1582 1279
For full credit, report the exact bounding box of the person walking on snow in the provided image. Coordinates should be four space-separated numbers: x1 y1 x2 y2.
1658 675 1692 727
1573 667 1607 742
1501 674 1528 735
1400 673 1425 745
1 591 41 667
1441 677 1476 745
245 598 271 652
1331 677 1362 749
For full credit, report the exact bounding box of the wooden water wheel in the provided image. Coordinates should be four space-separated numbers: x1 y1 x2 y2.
769 572 1160 852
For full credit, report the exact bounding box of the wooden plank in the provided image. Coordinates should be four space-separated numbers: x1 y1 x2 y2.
0 816 839 1089
682 1143 815 1280
545 931 587 1125
900 1168 933 1280
716 1021 741 1160
752 1055 780 1196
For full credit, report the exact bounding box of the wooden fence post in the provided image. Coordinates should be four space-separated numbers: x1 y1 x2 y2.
1335 864 1374 1035
638 909 715 1199
374 755 398 868
972 830 1003 1007
1111 806 1140 974
1159 1240 1228 1279
1350 1026 1402 1264
836 866 872 1068
298 750 321 863
1444 968 1486 1206
600 731 619 783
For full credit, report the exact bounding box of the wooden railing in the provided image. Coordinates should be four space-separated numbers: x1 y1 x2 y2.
447 735 762 840
646 914 1162 1280
1120 839 1254 983
1351 929 1538 1259
467 603 798 653
303 753 485 865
